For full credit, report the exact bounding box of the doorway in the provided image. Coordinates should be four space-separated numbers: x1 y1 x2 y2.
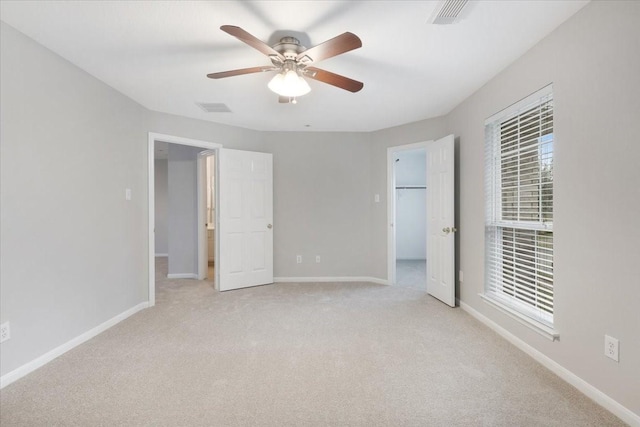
387 135 456 306
394 148 427 289
197 151 216 282
206 155 215 281
388 143 428 289
148 133 222 307
148 134 275 305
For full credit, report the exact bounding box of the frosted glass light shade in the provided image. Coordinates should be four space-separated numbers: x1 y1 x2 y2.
268 70 311 97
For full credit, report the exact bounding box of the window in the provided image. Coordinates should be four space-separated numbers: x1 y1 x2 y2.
484 85 555 332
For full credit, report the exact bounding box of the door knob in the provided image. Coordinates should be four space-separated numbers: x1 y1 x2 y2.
442 227 450 234
267 224 273 229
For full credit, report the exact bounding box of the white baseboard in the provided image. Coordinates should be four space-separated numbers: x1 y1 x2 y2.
166 273 197 279
274 276 389 286
459 301 640 427
0 302 149 389
155 253 168 257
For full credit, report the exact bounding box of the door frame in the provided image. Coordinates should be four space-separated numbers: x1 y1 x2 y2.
147 133 222 307
387 141 430 286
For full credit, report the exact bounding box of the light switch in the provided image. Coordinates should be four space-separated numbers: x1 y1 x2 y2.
125 188 132 200
374 194 380 203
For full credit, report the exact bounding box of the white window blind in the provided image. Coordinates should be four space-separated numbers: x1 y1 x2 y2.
484 85 554 327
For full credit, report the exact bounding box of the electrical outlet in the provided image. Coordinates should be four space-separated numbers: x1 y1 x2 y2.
0 322 10 343
316 255 321 263
296 255 302 264
604 335 619 362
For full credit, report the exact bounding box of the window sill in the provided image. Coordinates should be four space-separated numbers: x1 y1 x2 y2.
479 294 560 341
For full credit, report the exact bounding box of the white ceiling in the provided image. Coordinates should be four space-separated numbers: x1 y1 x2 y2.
0 1 588 132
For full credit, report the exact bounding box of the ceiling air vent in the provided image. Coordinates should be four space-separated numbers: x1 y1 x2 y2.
196 102 232 113
431 0 469 25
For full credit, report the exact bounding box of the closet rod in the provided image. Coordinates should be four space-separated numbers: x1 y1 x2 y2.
395 186 426 189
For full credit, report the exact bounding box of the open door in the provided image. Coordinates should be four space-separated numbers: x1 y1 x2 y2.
427 134 456 306
218 148 273 291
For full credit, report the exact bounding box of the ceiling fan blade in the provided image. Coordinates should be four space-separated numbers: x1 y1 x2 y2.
221 25 284 59
304 67 363 93
207 66 276 79
297 32 362 63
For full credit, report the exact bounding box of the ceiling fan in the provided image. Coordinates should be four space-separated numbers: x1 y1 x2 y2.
207 25 364 103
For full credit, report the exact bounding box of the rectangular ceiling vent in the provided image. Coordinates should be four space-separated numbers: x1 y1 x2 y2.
431 0 469 25
196 102 232 113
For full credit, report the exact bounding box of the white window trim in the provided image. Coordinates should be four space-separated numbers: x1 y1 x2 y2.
483 84 557 339
485 84 554 125
493 220 552 231
480 294 559 341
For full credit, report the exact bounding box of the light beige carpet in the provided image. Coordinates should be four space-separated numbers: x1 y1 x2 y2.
396 259 427 290
0 259 625 426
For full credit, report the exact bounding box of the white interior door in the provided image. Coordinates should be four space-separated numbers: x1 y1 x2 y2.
218 148 273 291
426 134 456 306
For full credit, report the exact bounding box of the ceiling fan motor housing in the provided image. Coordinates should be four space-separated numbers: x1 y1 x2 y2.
273 36 306 59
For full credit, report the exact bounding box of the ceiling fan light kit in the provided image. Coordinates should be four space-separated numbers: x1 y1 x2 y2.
267 62 311 98
208 25 363 102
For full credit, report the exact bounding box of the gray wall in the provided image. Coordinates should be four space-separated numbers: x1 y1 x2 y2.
395 188 426 260
394 149 427 187
0 22 148 375
167 144 203 276
263 132 372 277
447 1 640 414
394 149 427 260
154 159 168 255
